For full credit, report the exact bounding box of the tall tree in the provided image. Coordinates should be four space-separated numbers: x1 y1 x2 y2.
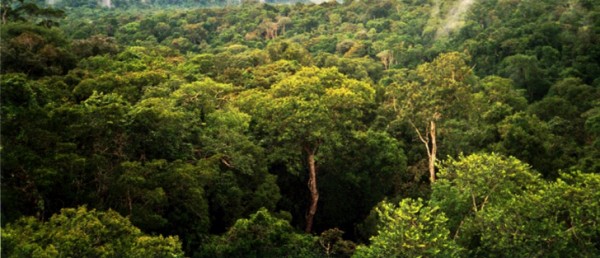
386 52 475 182
239 67 375 233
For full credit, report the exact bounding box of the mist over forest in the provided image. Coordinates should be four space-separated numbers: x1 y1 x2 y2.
1 0 600 257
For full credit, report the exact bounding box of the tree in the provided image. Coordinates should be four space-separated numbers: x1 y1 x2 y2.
475 76 528 124
265 40 313 66
199 108 282 233
242 59 302 89
126 97 189 161
276 16 292 35
318 228 356 257
71 35 120 58
259 18 279 40
376 50 394 70
115 160 211 237
493 112 558 177
386 52 475 182
170 78 282 247
353 198 461 258
316 129 408 235
499 54 550 102
472 172 600 257
239 67 375 233
430 153 542 236
1 206 184 258
198 208 319 258
1 23 76 76
430 153 599 256
0 73 56 221
315 53 383 81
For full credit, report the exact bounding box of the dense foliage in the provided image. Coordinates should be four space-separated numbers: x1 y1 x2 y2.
1 0 599 256
2 206 184 257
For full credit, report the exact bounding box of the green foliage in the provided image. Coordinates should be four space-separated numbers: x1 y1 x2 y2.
127 97 189 160
171 78 237 116
266 40 313 66
113 160 211 245
385 51 476 181
241 66 376 173
318 228 356 257
2 1 600 257
353 198 461 258
242 59 302 89
318 129 408 233
493 112 558 177
476 76 527 124
472 172 600 257
0 73 59 221
580 102 600 171
431 153 542 233
430 153 600 257
1 22 76 76
1 206 184 258
71 35 120 58
198 208 320 258
499 54 550 102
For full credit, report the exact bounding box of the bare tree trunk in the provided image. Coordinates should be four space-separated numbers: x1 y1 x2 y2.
127 190 133 215
305 147 319 233
408 119 435 182
2 7 8 24
429 120 437 182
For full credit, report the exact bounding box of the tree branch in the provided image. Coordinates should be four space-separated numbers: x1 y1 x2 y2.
408 119 431 158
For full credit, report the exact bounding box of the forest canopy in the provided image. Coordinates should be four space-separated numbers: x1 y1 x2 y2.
1 0 599 257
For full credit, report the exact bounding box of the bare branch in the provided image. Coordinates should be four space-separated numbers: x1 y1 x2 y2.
471 191 478 212
221 158 234 168
408 119 431 158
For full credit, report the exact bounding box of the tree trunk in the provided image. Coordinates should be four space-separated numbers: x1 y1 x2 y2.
2 7 8 24
305 147 319 233
429 120 437 182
